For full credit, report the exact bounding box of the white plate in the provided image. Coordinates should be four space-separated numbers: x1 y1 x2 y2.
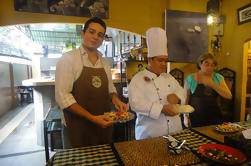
173 105 195 114
215 123 240 133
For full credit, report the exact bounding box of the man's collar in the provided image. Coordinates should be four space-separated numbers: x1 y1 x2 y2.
79 44 87 56
79 44 102 58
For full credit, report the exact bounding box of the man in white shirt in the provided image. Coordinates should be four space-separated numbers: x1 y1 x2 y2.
55 17 128 147
128 27 186 140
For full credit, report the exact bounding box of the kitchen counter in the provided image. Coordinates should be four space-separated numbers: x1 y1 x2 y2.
22 78 57 146
22 77 55 86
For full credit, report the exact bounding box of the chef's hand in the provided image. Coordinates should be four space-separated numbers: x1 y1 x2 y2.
166 94 180 104
112 93 129 112
162 104 178 116
92 115 115 128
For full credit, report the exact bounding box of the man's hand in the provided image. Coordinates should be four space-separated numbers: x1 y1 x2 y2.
92 115 115 128
166 94 180 104
162 104 178 116
112 93 129 112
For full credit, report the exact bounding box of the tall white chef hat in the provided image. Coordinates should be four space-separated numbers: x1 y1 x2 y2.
146 27 168 58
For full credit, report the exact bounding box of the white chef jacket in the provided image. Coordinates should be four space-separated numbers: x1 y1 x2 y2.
55 45 117 110
128 69 186 140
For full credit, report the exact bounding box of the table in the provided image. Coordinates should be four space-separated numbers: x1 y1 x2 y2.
193 120 251 143
48 121 251 166
50 144 121 166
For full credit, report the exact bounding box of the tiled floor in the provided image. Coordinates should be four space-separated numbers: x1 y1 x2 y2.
0 104 136 166
0 104 49 166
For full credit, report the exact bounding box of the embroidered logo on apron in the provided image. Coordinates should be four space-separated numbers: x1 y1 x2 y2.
92 76 102 88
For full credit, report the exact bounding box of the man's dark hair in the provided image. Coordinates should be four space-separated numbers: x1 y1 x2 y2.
83 17 106 34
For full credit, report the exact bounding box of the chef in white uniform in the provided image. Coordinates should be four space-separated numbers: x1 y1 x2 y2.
128 27 186 140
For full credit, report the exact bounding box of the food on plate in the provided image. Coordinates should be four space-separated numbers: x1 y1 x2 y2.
204 148 238 164
104 111 131 121
215 122 239 133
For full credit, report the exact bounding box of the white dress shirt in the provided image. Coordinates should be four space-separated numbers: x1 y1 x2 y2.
128 69 186 140
55 45 117 110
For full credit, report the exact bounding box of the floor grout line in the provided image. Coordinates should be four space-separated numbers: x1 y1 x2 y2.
0 149 44 158
0 104 33 145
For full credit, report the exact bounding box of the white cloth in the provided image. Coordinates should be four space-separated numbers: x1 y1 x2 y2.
242 128 251 139
128 69 186 140
55 45 117 110
146 27 168 58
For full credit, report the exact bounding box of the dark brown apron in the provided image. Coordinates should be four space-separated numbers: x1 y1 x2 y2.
189 84 223 127
63 65 113 148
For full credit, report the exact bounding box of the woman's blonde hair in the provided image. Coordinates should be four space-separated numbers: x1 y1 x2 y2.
196 53 217 70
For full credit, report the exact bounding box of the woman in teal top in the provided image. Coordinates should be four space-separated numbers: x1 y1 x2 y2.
184 53 232 127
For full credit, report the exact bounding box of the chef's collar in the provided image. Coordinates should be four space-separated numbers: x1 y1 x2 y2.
145 68 170 80
144 68 160 79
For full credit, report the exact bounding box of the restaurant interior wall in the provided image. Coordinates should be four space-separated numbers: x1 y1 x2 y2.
0 61 29 115
0 0 249 121
167 0 251 121
0 62 12 116
218 0 251 121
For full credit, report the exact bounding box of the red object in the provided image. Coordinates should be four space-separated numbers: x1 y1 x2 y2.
116 112 122 116
199 143 246 164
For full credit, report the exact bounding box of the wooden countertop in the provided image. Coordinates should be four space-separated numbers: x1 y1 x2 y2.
193 125 244 143
193 125 225 143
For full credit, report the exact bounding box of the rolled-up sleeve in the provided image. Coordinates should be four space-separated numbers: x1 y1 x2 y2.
128 75 163 120
55 54 77 110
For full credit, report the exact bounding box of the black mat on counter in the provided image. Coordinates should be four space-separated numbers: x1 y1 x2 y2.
52 144 120 166
171 129 218 153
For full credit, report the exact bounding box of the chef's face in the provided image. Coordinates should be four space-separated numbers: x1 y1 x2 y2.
199 58 216 75
148 56 168 75
81 23 105 51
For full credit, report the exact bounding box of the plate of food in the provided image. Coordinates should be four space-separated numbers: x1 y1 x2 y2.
215 122 240 133
173 105 195 114
104 111 135 123
199 143 246 165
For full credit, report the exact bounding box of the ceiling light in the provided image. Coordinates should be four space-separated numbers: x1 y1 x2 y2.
207 15 214 25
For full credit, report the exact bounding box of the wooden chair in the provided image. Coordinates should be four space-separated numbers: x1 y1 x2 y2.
43 107 63 162
217 68 236 122
169 68 184 87
18 86 33 105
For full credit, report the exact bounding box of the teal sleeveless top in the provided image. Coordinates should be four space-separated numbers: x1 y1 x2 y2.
185 72 224 94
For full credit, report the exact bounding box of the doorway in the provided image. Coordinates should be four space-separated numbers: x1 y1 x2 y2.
244 40 251 120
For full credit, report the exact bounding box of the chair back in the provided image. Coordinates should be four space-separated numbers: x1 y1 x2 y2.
169 68 184 87
217 68 236 122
